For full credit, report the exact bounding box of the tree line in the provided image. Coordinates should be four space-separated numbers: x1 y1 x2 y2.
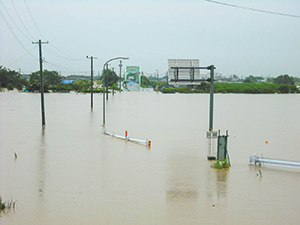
0 66 163 92
161 74 300 94
1 65 299 94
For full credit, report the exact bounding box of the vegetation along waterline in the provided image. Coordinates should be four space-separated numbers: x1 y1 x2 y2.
1 65 299 94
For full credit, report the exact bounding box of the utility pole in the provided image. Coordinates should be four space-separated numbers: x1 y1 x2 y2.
86 55 97 109
119 60 122 92
156 70 159 93
32 39 48 129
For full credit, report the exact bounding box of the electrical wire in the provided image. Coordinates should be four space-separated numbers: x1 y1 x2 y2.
204 0 300 18
0 8 37 60
44 60 86 74
0 0 32 42
10 0 36 40
8 46 38 67
49 43 86 61
22 0 85 62
23 0 48 41
44 46 85 61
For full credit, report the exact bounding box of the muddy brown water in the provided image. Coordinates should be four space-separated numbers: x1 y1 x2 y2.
1 92 300 224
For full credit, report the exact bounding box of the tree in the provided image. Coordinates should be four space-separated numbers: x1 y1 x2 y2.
28 70 60 92
100 69 119 87
273 74 294 85
243 77 252 83
7 83 14 90
140 75 151 86
0 66 27 89
243 75 263 83
29 70 62 86
72 80 90 91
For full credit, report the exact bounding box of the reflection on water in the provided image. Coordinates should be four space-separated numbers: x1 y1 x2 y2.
1 92 300 225
166 156 199 202
38 130 46 199
215 169 228 199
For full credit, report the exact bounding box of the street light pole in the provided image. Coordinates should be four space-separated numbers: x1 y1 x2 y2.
119 60 122 92
102 57 129 126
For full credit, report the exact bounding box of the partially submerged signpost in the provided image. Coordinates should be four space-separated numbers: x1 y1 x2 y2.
168 59 215 132
168 59 218 160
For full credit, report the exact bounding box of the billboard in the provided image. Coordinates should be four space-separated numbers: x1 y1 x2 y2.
168 59 202 85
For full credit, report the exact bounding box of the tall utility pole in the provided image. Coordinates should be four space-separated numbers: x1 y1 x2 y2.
86 56 97 109
32 39 48 128
119 60 122 92
156 70 159 93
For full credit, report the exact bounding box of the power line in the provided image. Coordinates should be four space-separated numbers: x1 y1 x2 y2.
44 45 85 61
204 0 300 18
44 60 86 74
8 46 38 67
50 43 85 60
23 0 48 40
0 0 32 42
0 8 37 60
22 0 86 62
10 0 36 40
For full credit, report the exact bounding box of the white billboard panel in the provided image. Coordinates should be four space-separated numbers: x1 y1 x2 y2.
168 59 202 85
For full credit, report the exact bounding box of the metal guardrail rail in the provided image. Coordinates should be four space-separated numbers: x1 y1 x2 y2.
249 154 300 168
104 130 151 147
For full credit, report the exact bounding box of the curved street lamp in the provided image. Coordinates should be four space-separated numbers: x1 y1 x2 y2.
103 57 129 126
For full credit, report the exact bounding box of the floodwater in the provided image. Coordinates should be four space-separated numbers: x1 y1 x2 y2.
0 91 300 224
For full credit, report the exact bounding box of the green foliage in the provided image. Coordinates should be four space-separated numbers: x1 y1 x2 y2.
243 75 263 83
49 83 72 92
141 75 151 86
29 70 62 86
81 88 105 93
28 70 61 92
100 69 119 87
159 82 299 94
7 83 14 90
0 66 27 89
211 158 230 169
161 88 176 93
176 87 193 93
273 74 294 85
72 80 90 91
0 196 5 210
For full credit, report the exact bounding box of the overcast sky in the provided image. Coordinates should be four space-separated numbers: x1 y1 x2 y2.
1 0 300 77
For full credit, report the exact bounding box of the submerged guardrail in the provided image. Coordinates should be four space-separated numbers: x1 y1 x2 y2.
249 154 300 168
103 130 151 147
